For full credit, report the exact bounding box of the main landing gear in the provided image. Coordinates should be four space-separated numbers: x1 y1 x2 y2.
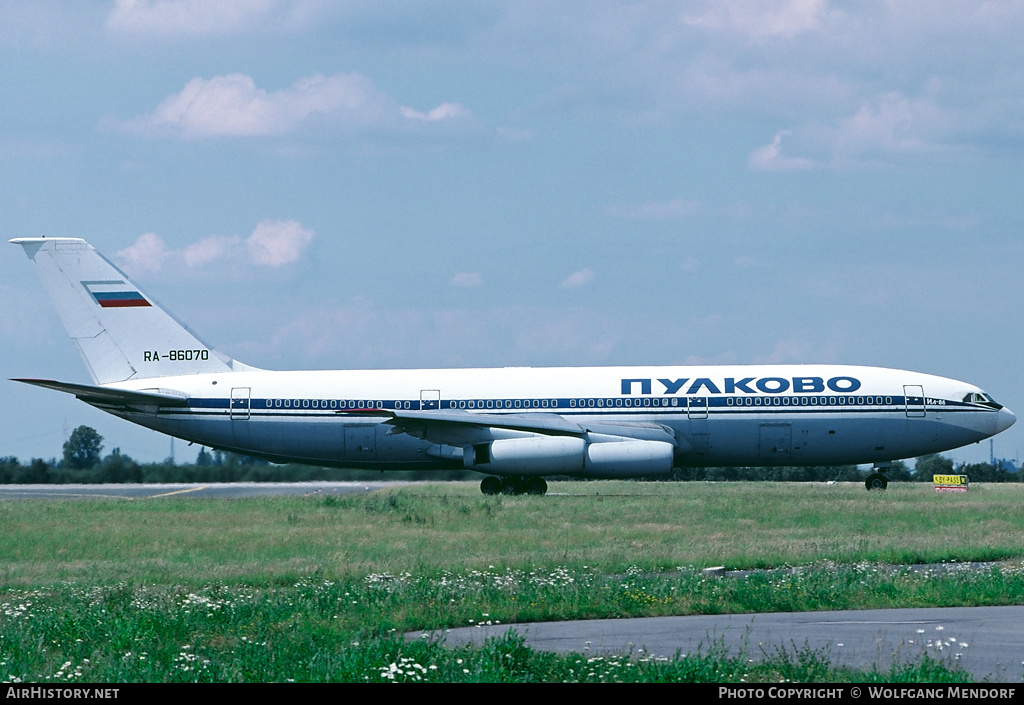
480 476 548 496
864 461 891 491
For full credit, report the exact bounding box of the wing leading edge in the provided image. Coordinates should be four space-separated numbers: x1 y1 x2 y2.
344 407 680 445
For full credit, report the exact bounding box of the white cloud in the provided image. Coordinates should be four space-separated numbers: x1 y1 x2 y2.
401 103 471 122
464 3 1024 162
560 268 594 289
116 220 315 272
748 130 814 171
104 0 324 37
828 92 940 158
116 232 169 273
752 92 954 170
183 235 242 267
684 0 830 39
247 220 315 266
118 72 471 139
450 272 483 288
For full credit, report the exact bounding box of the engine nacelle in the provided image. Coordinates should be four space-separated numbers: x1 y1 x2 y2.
465 436 585 475
464 436 675 478
584 440 674 478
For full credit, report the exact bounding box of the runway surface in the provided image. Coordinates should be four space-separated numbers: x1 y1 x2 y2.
0 481 402 500
422 605 1024 682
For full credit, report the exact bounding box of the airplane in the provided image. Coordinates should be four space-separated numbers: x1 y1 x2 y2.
10 237 1016 494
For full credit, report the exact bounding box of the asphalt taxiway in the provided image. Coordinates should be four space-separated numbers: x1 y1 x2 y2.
421 605 1024 682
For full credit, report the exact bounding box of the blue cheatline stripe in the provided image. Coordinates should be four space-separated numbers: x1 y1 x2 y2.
178 395 983 416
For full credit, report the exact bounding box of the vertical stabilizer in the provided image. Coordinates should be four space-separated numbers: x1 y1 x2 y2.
12 237 235 384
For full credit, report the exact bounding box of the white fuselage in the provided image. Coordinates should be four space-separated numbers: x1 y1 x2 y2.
102 363 1014 474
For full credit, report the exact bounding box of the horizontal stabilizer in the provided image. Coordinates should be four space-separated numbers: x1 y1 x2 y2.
12 378 189 407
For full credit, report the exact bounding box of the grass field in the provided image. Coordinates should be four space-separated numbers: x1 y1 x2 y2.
2 481 1023 682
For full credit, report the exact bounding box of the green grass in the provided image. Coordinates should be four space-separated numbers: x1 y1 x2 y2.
0 572 983 683
2 481 1022 682
4 481 1024 584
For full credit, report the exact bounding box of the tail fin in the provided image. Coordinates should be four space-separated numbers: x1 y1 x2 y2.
12 237 243 384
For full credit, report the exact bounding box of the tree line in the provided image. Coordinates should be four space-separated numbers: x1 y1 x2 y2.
0 426 1019 484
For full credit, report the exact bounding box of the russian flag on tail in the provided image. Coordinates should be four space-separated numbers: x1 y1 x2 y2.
81 280 151 308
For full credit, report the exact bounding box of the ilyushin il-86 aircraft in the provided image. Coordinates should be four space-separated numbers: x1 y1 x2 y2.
11 237 1016 494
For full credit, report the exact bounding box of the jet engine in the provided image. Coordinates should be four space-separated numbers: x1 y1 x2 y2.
464 435 674 478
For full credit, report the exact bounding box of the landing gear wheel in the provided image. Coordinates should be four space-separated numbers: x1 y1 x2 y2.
500 478 521 495
865 473 888 491
524 477 548 495
480 477 502 495
480 476 548 495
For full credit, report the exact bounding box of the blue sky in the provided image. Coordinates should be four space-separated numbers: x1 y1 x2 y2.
2 1 1022 465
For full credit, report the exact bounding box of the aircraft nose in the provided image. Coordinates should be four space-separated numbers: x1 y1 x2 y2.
997 406 1016 433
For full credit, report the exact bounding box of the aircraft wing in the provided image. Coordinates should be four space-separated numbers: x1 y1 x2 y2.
12 378 190 408
343 407 679 448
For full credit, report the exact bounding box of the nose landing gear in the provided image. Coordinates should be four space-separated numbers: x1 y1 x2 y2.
865 461 891 491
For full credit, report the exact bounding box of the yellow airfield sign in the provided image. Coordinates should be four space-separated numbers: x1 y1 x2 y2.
934 474 969 492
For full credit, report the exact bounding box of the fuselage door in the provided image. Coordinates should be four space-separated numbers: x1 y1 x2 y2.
420 389 441 411
230 387 251 420
345 424 377 460
759 423 792 461
904 385 926 418
687 396 708 419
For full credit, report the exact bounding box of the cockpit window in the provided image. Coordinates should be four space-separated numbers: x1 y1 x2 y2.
963 392 1003 409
